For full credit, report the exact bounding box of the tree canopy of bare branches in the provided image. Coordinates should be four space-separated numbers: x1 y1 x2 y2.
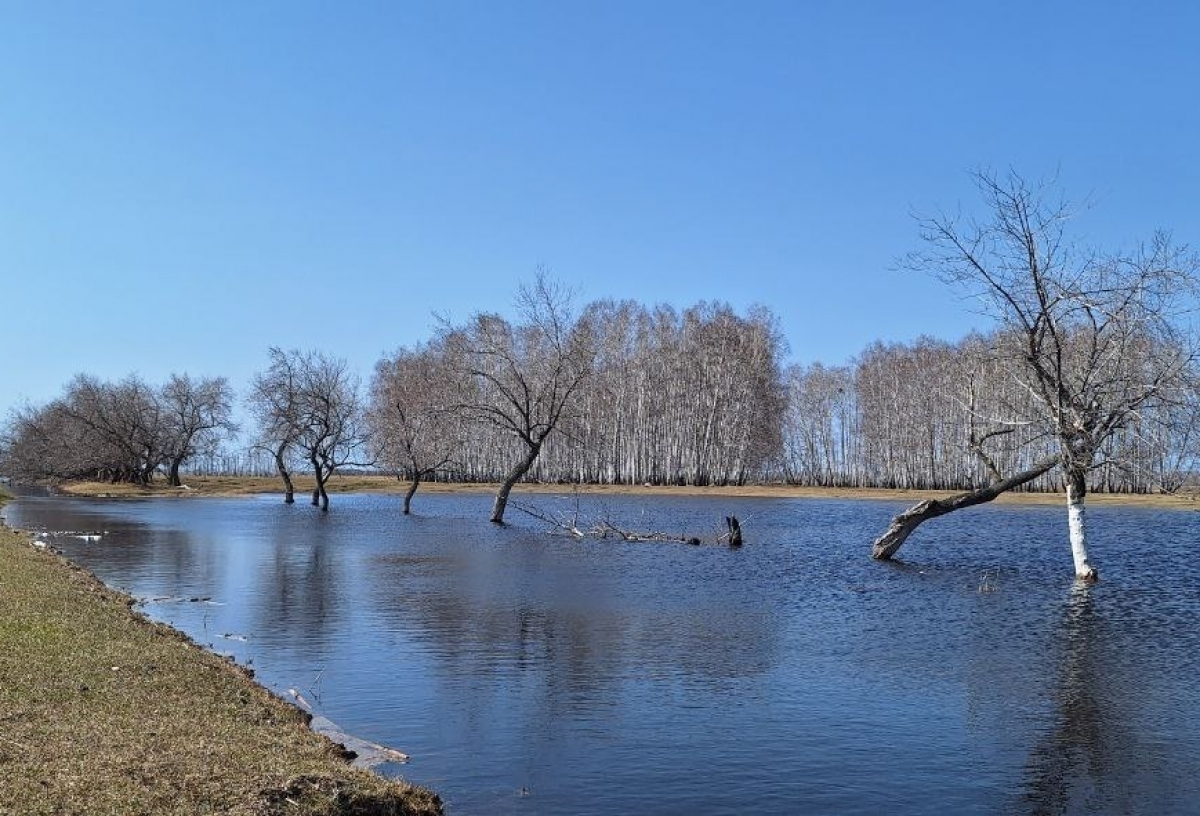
247 347 304 503
160 374 238 487
1 373 234 486
439 272 596 523
368 340 468 514
873 170 1200 579
248 348 369 511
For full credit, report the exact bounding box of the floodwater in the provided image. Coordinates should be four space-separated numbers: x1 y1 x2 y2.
5 491 1200 815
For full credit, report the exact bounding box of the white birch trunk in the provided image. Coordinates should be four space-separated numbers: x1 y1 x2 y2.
1066 477 1098 581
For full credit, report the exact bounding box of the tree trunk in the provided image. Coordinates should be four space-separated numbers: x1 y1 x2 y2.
1066 467 1098 582
491 443 542 524
403 474 421 515
275 444 295 504
726 516 743 547
167 455 185 487
310 455 326 510
872 456 1059 560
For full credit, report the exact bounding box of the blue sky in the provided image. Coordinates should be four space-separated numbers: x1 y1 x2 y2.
2 1 1198 413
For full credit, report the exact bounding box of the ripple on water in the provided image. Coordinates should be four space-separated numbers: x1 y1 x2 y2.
7 492 1200 815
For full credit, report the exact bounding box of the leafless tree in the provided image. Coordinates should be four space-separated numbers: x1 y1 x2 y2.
782 362 858 486
873 170 1200 580
440 271 596 523
2 373 231 486
2 399 93 481
248 348 304 503
59 374 165 484
533 300 787 487
251 348 370 512
368 340 468 513
295 350 370 512
160 374 237 487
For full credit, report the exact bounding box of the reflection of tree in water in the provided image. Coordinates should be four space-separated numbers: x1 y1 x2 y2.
254 517 346 648
10 499 220 599
1019 585 1130 816
369 550 780 730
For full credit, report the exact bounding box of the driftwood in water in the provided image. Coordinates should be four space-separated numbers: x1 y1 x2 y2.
871 456 1059 560
511 499 742 546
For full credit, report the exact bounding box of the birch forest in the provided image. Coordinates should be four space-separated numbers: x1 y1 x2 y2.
4 296 1198 496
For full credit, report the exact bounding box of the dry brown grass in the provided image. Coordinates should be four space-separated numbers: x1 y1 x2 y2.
55 474 1200 510
0 519 442 816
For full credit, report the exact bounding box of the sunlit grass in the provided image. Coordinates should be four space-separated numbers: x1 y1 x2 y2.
0 524 442 816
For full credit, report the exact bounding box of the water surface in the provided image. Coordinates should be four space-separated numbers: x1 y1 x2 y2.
6 491 1199 815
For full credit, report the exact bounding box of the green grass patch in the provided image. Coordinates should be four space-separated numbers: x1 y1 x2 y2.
0 524 442 816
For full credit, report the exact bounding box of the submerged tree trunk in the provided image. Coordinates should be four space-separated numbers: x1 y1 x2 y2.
311 455 330 512
403 473 421 515
275 443 295 504
872 456 1059 560
1066 467 1098 582
726 516 743 546
491 443 543 524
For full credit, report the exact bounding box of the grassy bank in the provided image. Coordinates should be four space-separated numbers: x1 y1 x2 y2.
0 505 441 815
55 473 1200 510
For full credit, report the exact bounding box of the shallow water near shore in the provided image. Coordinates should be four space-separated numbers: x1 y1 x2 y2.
7 491 1200 815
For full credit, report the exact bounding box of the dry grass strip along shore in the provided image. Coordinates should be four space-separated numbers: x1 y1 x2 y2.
0 489 441 816
55 474 1200 510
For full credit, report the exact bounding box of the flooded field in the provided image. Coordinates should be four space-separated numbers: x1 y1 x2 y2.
7 491 1200 815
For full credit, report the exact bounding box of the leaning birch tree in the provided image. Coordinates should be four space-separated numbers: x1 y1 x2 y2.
872 170 1199 580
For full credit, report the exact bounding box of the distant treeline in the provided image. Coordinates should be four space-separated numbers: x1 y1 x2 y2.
3 293 1197 497
783 334 1198 493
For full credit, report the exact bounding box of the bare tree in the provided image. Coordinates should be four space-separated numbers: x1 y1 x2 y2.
441 272 596 524
248 348 303 503
292 350 370 512
2 399 93 482
782 362 857 486
873 170 1199 580
368 341 467 514
2 373 230 487
160 374 237 487
60 374 165 484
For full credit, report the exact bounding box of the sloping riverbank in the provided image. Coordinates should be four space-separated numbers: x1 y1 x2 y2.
0 496 442 816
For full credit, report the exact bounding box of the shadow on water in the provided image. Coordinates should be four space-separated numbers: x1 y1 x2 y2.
3 494 221 601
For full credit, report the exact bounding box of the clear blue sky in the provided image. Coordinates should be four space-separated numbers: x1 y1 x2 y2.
2 1 1198 413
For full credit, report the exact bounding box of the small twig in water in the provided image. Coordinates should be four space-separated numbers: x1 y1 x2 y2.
309 666 327 702
978 569 1000 593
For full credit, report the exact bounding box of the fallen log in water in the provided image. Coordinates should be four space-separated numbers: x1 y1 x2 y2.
512 499 747 546
871 456 1059 560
